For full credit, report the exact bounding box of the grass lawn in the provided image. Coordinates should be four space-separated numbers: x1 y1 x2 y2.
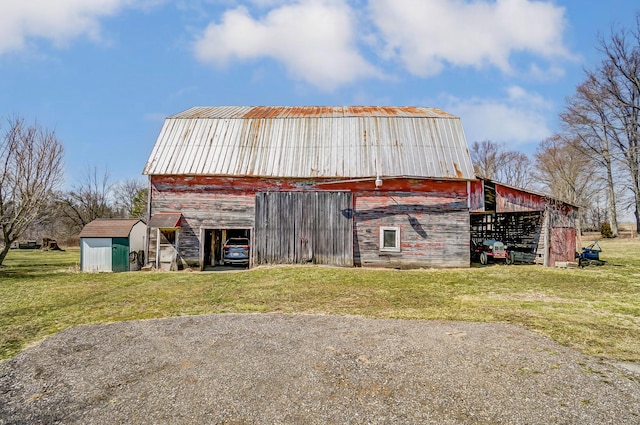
1 238 640 362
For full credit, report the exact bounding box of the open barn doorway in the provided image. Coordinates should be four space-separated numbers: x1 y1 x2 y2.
202 228 251 270
470 212 543 265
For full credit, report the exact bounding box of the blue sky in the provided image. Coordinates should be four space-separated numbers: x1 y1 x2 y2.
1 0 639 186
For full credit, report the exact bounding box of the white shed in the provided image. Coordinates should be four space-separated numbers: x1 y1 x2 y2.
79 219 146 272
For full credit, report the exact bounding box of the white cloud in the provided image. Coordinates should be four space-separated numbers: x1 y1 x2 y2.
193 0 381 91
0 0 158 55
245 0 298 7
368 0 571 77
528 63 566 81
445 86 553 145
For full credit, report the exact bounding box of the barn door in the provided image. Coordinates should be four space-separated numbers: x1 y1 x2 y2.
549 227 576 266
255 192 353 266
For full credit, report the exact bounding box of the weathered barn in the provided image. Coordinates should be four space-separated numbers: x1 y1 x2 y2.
79 219 147 272
142 106 576 270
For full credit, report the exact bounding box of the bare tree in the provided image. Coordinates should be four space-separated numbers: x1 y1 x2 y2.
586 194 610 231
60 166 114 235
533 134 596 214
113 178 147 219
471 140 501 180
0 117 64 266
561 75 620 236
470 140 533 188
592 17 640 234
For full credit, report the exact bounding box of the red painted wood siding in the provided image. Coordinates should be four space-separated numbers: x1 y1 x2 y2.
549 227 577 266
151 175 469 194
496 185 546 213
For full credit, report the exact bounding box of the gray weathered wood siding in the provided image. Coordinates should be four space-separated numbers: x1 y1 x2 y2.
354 192 470 268
254 191 353 266
149 176 474 269
150 185 255 267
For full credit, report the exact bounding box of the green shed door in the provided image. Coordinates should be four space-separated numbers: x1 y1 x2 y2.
112 238 130 273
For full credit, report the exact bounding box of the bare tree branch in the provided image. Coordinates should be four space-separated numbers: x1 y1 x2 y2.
561 73 621 236
593 17 640 234
470 140 533 188
59 166 114 235
0 117 64 265
113 178 147 219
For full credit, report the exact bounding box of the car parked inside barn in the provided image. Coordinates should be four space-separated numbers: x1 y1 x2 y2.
222 238 250 266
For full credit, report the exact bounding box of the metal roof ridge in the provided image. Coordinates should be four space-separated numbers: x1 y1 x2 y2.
167 106 460 120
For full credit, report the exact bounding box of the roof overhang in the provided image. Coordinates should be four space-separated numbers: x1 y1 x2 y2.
148 212 183 229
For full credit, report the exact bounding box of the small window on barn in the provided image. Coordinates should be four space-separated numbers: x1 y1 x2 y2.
380 226 400 252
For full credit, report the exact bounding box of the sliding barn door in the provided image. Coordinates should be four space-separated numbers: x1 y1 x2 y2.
255 192 353 266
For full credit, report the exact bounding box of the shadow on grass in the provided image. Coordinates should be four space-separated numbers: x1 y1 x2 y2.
0 266 78 281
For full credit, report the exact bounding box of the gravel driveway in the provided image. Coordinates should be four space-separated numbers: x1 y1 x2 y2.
1 314 639 424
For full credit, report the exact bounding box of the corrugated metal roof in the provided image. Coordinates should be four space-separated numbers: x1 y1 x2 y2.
143 106 474 179
79 219 143 238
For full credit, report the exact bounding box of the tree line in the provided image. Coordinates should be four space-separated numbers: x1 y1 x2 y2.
472 15 640 237
0 117 146 266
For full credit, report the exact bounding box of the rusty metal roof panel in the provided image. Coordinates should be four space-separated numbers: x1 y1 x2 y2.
144 106 474 179
169 106 457 119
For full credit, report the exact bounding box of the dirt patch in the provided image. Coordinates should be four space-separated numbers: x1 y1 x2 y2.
1 314 640 424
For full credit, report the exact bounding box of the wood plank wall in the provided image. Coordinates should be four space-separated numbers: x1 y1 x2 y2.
254 191 353 266
354 191 470 268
